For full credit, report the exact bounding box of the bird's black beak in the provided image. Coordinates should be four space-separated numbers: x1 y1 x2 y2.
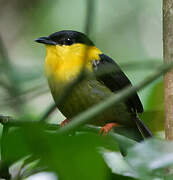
35 37 56 45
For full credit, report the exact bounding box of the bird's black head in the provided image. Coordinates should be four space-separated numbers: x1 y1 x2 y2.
35 30 94 46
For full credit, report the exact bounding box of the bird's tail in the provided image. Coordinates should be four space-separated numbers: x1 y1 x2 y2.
118 116 153 156
135 116 153 139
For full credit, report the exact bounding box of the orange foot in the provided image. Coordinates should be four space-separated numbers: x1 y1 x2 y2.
60 119 70 127
99 123 120 136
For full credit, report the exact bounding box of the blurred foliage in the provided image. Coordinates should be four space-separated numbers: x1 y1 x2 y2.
3 125 108 180
0 0 169 180
146 80 164 111
1 123 173 180
0 123 136 179
140 80 164 133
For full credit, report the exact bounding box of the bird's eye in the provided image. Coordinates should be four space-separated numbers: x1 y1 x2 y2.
58 38 73 45
65 38 73 45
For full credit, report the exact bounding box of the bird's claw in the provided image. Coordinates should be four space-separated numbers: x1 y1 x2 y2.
60 119 70 127
99 123 120 136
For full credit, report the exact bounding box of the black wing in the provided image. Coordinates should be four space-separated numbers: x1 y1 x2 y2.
93 54 143 113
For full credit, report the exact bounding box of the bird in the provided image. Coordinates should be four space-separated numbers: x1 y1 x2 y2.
35 30 152 142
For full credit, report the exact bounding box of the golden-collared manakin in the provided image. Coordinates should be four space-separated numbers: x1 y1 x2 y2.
35 30 152 141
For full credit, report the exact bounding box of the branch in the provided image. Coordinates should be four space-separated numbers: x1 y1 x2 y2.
0 115 137 180
0 115 137 145
0 115 13 125
0 115 137 147
39 103 56 122
0 115 58 130
163 0 173 140
57 62 173 134
2 62 171 136
85 0 95 36
0 116 10 180
0 35 24 112
39 70 85 122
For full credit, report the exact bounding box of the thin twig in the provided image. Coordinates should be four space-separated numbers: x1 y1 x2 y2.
0 115 13 125
0 36 11 65
39 70 86 122
0 35 24 112
0 115 137 145
56 62 173 134
0 60 161 108
0 115 11 179
0 115 137 180
39 103 56 122
0 87 48 108
0 125 11 180
85 0 95 36
0 115 56 130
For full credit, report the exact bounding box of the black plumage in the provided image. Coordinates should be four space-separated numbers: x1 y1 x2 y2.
93 54 143 113
93 54 153 139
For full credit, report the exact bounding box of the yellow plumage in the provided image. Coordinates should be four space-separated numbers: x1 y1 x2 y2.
45 43 101 83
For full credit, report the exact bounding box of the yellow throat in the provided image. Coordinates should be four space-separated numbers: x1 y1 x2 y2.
45 43 102 83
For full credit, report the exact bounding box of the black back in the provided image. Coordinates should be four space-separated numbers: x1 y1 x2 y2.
93 54 144 113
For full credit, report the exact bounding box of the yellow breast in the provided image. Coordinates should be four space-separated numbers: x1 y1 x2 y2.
44 43 102 83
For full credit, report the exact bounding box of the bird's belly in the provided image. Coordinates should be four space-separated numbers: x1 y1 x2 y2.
49 78 133 126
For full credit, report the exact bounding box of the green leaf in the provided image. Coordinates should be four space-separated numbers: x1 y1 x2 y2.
140 110 164 133
103 151 139 179
146 80 164 111
141 80 164 133
81 125 138 155
1 128 31 164
126 138 173 179
2 124 110 180
110 173 138 180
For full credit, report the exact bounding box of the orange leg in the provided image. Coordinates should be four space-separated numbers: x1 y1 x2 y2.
60 118 70 127
99 122 120 136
